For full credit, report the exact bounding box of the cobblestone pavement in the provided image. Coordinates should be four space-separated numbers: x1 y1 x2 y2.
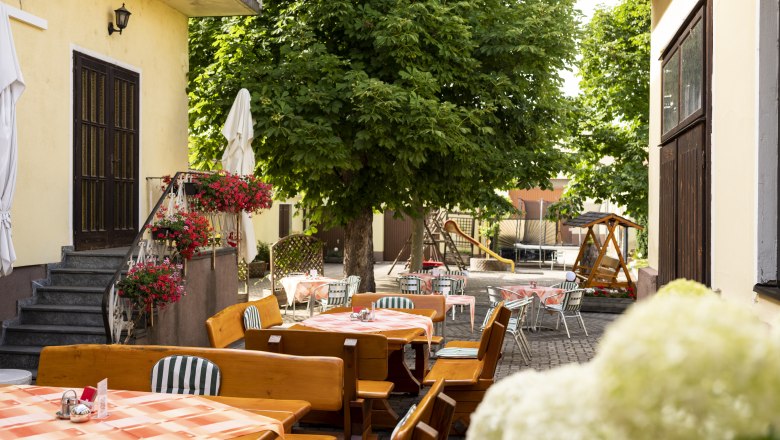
245 262 620 438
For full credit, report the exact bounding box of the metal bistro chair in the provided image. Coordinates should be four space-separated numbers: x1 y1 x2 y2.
398 275 423 294
505 298 533 365
483 286 516 330
431 276 457 319
535 288 589 338
314 281 350 314
345 275 361 301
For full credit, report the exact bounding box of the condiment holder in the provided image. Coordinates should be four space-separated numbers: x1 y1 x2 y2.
56 389 78 420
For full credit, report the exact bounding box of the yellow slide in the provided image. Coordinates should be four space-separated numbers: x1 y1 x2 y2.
444 220 515 273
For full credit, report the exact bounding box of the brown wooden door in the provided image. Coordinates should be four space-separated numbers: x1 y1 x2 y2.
73 52 139 250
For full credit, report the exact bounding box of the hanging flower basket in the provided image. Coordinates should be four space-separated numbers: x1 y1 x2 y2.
116 259 185 314
149 211 212 260
190 171 273 214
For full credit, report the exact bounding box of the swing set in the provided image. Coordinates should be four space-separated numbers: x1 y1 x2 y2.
565 212 643 290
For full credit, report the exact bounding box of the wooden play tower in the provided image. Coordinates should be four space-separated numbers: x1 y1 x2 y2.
566 212 643 290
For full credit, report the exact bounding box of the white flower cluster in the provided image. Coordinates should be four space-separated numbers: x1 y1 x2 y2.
468 281 780 439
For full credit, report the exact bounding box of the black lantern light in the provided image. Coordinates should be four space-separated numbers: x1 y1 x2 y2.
108 4 131 35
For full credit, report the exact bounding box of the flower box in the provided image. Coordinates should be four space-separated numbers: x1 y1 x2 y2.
581 296 634 314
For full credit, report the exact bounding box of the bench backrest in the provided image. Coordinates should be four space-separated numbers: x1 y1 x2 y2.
205 295 283 348
37 344 344 411
245 328 389 381
392 379 454 440
352 293 446 323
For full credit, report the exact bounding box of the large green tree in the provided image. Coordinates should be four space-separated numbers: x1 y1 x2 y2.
189 0 578 290
548 0 650 253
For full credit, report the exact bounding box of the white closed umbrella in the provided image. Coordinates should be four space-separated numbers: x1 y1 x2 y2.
0 4 25 277
221 88 257 263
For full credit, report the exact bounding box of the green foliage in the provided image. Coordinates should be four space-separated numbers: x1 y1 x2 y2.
188 0 578 231
548 0 650 251
254 241 270 262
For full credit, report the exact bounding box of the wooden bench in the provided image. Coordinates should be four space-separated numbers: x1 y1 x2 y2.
37 344 342 439
247 328 395 439
205 295 284 348
422 304 510 434
391 379 456 440
576 254 621 286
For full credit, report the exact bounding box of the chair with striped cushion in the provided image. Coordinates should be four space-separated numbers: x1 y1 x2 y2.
398 276 423 294
150 355 221 396
535 288 588 338
242 305 261 331
376 296 415 309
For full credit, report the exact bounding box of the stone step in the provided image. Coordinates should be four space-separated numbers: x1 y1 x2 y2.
20 304 103 327
48 268 117 288
0 345 42 371
63 250 128 270
35 286 105 306
4 325 107 346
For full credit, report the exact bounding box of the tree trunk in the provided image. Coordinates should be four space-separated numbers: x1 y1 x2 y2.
409 208 425 272
344 207 376 292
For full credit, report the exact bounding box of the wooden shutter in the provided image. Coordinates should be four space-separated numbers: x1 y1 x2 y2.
658 142 677 286
279 204 291 238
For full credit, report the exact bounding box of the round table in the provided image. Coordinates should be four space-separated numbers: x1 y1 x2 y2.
0 369 32 385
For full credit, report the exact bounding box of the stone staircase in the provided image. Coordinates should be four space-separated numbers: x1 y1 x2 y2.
0 248 127 378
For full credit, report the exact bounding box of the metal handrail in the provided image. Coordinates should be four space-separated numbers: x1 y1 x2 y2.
100 171 186 344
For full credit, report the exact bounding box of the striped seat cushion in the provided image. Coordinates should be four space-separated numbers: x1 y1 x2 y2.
376 296 415 309
243 305 261 330
560 281 580 291
151 355 221 396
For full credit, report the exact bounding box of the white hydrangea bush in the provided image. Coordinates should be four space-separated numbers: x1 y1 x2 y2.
467 364 612 440
468 280 780 439
596 293 780 439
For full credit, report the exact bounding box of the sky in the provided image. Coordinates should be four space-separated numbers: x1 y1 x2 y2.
561 0 622 96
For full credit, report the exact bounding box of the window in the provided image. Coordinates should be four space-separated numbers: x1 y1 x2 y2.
662 16 704 138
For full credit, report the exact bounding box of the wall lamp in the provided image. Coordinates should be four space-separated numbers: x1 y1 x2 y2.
108 4 131 35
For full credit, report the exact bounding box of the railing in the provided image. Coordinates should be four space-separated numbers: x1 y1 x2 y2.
100 171 240 344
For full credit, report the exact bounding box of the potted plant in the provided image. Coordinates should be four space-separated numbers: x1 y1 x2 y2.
580 287 636 313
248 241 270 278
191 171 273 214
149 210 212 260
116 259 185 321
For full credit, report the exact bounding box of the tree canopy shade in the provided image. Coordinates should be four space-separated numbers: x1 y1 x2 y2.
547 0 650 253
188 0 579 289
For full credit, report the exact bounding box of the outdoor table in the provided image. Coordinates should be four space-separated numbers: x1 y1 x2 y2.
280 275 339 317
293 307 436 396
400 272 468 294
500 285 564 331
443 294 476 331
0 384 282 439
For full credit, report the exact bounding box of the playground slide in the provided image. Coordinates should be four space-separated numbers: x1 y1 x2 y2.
443 220 515 273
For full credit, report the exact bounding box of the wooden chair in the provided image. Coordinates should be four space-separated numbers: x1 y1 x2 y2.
390 379 456 440
246 329 395 439
422 304 510 434
205 295 283 349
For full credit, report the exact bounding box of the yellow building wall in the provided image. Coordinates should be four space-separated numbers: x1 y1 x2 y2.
5 0 189 267
650 0 780 321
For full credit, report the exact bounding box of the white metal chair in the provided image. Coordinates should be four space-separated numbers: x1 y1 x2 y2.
398 275 423 294
505 298 533 365
345 275 361 300
314 281 350 314
535 288 589 338
483 286 515 329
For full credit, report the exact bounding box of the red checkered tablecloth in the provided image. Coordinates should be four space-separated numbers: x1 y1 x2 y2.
301 310 433 346
500 285 564 305
0 385 284 439
445 295 476 331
